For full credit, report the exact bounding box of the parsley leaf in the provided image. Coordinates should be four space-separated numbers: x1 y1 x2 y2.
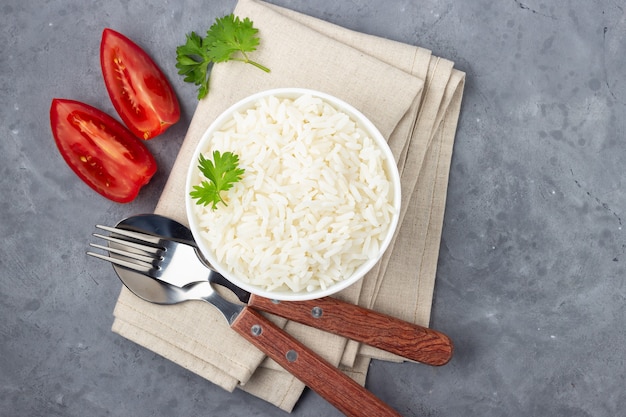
175 32 213 99
176 14 270 99
190 151 245 210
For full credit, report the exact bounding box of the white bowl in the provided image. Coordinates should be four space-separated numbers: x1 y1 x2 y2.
185 88 401 301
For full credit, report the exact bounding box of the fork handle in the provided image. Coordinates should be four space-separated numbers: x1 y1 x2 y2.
248 295 453 366
231 307 402 417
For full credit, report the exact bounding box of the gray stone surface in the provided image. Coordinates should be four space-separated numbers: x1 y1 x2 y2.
2 0 625 416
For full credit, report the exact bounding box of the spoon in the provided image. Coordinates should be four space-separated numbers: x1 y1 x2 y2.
107 215 403 417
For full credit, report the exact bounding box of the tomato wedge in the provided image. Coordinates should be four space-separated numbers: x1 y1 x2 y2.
100 28 180 140
50 99 157 203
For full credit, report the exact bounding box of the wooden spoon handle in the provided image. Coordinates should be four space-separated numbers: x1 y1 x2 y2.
231 307 402 417
248 295 453 366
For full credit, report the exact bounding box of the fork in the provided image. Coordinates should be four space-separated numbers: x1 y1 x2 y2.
88 225 212 289
88 223 454 366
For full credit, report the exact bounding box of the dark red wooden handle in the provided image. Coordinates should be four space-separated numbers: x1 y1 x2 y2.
248 295 453 366
231 307 402 417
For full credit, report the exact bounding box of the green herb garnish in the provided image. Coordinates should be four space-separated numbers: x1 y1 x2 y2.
176 14 270 99
190 151 245 210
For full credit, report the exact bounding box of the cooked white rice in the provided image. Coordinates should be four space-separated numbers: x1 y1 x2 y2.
192 94 396 293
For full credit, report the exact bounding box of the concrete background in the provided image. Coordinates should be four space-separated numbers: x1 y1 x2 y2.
2 0 625 416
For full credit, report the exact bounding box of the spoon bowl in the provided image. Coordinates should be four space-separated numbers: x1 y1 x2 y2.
108 214 243 321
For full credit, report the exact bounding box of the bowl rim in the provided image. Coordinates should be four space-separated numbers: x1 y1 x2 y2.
185 87 401 301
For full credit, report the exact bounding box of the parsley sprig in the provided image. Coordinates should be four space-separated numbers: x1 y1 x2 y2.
176 14 270 99
190 151 245 210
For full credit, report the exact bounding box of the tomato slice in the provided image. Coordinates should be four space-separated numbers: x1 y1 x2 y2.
100 28 180 140
50 99 157 203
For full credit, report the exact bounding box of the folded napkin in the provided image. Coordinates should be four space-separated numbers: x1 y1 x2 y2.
112 0 465 412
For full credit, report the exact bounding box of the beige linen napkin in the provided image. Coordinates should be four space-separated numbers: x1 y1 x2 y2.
111 0 465 412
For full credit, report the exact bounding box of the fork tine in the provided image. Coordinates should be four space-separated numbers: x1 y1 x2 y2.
86 251 152 274
92 233 161 255
89 243 157 265
95 225 162 245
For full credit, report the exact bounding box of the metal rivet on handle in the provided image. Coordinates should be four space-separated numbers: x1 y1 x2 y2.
311 306 323 318
251 324 262 336
286 350 298 362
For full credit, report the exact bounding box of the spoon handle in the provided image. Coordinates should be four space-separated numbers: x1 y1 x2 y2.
248 295 453 366
231 307 402 417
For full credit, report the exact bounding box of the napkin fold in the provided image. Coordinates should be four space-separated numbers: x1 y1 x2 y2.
111 0 465 412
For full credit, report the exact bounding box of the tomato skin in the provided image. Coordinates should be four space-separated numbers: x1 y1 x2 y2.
100 28 180 140
50 98 157 203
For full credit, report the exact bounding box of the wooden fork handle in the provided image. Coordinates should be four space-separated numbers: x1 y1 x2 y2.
231 307 402 417
248 295 453 366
